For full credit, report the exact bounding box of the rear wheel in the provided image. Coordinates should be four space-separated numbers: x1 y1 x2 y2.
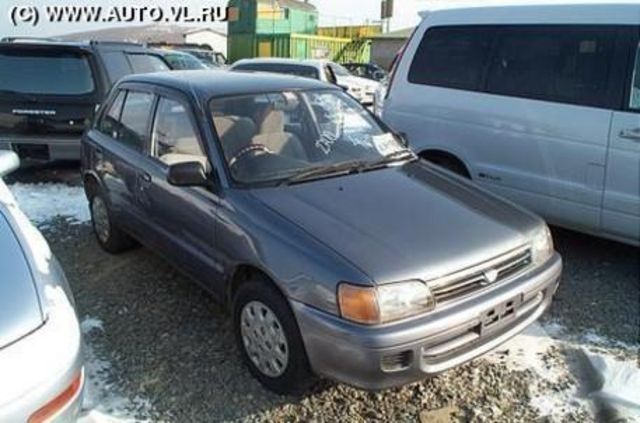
233 277 314 395
89 190 136 254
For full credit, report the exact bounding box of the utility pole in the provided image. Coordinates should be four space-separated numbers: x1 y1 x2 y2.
381 0 393 33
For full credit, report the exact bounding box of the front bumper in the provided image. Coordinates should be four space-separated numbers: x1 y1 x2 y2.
0 137 81 161
292 253 562 390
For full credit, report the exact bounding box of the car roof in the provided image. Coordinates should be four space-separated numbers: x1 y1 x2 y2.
120 70 336 99
419 2 640 25
232 58 335 68
0 39 153 53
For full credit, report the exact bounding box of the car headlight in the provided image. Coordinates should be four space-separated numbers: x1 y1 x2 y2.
338 281 435 325
531 225 554 265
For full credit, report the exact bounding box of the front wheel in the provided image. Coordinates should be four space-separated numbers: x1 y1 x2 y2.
233 278 314 395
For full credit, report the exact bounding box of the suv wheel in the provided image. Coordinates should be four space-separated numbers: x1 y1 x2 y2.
89 191 136 253
233 278 314 395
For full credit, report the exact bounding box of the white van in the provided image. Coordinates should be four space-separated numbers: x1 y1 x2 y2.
382 3 640 246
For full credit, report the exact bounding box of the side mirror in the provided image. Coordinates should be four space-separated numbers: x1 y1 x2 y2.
0 151 19 177
167 161 210 187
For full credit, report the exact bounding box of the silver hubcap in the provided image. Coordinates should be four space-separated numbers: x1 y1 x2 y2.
240 301 289 378
91 197 110 244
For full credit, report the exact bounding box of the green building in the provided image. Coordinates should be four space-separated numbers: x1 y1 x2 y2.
227 0 371 63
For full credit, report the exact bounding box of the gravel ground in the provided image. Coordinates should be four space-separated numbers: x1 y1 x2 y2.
10 164 640 422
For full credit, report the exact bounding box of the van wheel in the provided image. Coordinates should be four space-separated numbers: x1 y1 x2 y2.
89 191 136 254
233 277 314 395
423 154 471 178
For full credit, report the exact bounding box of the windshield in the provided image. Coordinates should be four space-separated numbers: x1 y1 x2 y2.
0 50 94 95
210 89 410 185
329 63 351 77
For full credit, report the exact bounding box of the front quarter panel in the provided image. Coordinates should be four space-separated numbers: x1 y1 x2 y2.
218 189 371 315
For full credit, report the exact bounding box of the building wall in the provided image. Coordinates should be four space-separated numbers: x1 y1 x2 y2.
184 31 228 56
371 38 406 70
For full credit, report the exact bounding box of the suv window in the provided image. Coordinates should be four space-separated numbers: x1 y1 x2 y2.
0 48 95 95
127 54 169 74
98 90 126 138
486 26 616 108
151 97 206 166
408 27 495 91
630 42 640 110
118 91 154 150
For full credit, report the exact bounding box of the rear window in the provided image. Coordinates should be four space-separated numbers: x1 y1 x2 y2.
0 49 95 95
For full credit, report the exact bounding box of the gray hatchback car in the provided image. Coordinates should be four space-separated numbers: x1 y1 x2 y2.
81 70 562 394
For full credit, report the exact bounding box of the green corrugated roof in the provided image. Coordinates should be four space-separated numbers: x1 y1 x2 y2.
373 27 415 40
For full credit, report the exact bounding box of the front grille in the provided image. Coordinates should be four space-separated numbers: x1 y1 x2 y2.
430 246 532 303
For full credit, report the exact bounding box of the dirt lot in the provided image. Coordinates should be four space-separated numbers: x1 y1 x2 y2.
8 163 640 422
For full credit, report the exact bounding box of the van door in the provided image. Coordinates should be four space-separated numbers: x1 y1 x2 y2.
603 39 640 244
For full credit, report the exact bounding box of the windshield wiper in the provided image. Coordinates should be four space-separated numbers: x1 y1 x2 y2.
281 159 368 185
359 149 417 171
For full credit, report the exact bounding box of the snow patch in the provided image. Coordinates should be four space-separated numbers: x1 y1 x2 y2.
8 182 90 226
79 317 153 423
584 351 640 422
487 323 591 421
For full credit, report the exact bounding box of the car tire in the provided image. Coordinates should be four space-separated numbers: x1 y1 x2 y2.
89 190 136 254
233 277 314 395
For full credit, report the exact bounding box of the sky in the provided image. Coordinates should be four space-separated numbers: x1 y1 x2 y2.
0 0 430 38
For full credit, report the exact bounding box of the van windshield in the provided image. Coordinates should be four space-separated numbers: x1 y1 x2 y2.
0 50 95 95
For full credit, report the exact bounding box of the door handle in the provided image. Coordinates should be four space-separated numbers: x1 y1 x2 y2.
619 128 640 142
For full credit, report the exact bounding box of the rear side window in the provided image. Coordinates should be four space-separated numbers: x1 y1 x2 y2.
486 26 616 108
408 27 495 91
101 51 131 82
98 90 126 138
118 91 155 151
0 49 95 95
127 54 169 74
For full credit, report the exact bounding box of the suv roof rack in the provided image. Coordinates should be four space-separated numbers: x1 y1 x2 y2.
147 42 213 51
88 40 144 47
1 36 64 43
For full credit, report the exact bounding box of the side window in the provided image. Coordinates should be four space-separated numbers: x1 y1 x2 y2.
118 91 154 151
408 27 495 91
127 54 170 74
486 27 616 108
97 90 126 138
151 97 206 166
630 42 640 110
101 51 130 82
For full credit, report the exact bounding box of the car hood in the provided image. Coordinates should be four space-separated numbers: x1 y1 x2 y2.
0 209 43 348
251 161 540 284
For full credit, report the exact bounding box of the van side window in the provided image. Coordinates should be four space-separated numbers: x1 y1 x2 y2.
118 91 154 151
151 97 207 167
486 27 616 108
630 43 640 111
98 90 126 138
408 27 495 91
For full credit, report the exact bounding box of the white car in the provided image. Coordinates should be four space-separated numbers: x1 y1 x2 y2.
230 58 380 105
381 2 640 246
0 151 84 422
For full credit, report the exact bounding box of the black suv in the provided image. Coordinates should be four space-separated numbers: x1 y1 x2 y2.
0 38 170 161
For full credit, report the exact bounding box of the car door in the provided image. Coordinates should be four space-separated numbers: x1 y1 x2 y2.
602 36 640 244
136 90 225 293
88 87 155 235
